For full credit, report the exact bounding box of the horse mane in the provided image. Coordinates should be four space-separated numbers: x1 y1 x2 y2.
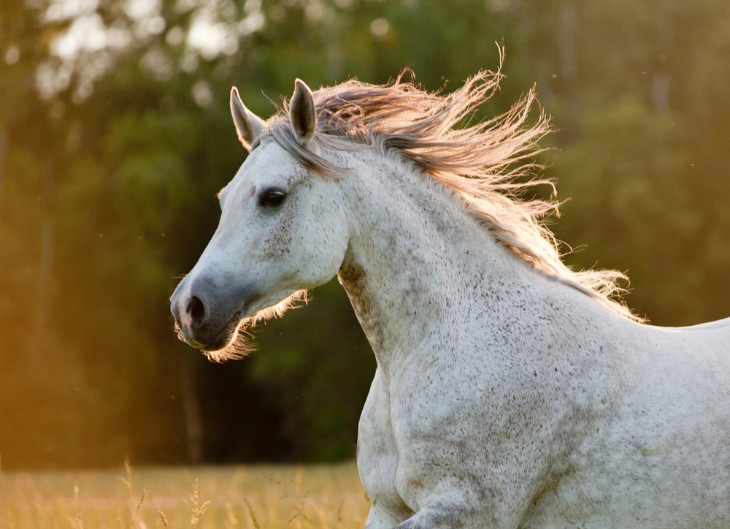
266 69 640 321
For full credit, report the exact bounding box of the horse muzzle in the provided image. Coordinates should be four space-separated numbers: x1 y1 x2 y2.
170 273 254 351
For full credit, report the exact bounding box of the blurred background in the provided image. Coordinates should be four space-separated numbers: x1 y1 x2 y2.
1 0 729 470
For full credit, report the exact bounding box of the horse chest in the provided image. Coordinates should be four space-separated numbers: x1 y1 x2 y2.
357 346 556 520
357 368 413 523
357 366 463 516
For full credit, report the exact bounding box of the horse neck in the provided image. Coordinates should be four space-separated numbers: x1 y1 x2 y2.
337 152 534 371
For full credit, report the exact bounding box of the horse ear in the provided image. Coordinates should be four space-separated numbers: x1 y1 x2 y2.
230 86 266 152
289 79 316 143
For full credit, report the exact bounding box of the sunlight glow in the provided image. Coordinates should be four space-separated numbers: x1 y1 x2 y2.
51 13 125 61
43 0 99 22
38 0 267 101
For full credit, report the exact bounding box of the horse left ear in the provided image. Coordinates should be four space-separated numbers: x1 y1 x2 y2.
289 79 316 143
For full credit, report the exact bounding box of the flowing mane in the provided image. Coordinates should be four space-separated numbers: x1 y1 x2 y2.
266 70 638 321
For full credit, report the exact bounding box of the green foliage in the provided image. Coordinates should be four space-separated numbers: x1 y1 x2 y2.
1 0 729 469
554 98 699 321
253 280 374 461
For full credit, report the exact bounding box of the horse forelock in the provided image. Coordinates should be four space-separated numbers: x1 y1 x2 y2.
266 70 640 321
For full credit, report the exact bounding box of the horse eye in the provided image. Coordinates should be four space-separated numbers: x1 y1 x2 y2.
258 188 287 208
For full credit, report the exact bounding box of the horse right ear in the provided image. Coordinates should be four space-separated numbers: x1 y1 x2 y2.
289 79 316 143
230 86 266 152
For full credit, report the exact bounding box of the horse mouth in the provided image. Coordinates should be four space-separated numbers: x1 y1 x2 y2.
200 290 308 359
175 304 252 353
173 289 305 361
203 312 246 352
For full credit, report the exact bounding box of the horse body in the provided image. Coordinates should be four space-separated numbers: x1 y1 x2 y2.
338 147 730 529
171 73 730 528
531 322 730 528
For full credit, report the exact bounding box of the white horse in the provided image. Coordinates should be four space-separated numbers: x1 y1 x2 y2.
170 71 730 528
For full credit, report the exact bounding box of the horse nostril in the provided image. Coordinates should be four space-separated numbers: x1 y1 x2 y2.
186 296 207 328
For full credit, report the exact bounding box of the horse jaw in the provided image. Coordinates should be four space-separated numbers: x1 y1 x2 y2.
202 289 309 362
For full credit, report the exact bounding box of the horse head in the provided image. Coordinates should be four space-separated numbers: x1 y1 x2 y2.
170 81 350 358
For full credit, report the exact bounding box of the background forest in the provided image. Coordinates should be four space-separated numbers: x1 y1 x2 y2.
1 0 729 470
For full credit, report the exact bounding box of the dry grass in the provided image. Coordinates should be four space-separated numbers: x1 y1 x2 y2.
0 461 369 529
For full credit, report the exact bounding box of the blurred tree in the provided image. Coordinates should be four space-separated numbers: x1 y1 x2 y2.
510 0 730 324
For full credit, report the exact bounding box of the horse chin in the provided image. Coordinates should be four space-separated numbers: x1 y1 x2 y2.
198 289 309 363
202 314 253 362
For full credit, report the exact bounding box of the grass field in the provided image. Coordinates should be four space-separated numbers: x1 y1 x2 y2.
0 461 369 529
